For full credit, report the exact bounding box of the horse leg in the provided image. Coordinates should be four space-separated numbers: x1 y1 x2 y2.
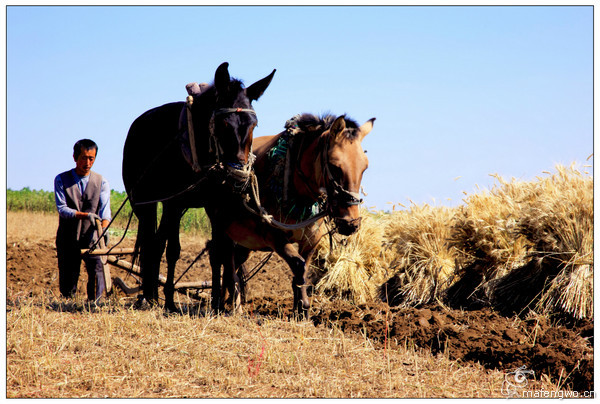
210 233 241 313
275 241 310 316
207 208 242 313
221 239 242 313
299 242 322 296
233 245 251 304
136 204 161 305
159 204 184 313
208 235 224 313
208 235 240 313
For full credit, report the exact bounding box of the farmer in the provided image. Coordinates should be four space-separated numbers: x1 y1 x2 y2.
54 139 111 302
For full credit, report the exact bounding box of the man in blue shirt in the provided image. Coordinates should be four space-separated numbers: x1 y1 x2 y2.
54 139 111 301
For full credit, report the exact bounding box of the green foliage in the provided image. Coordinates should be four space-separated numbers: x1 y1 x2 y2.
6 188 211 237
7 188 56 213
108 190 137 229
178 207 211 236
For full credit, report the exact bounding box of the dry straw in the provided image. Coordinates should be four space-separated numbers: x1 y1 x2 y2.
381 203 457 307
314 212 390 304
8 294 537 398
314 163 593 320
512 164 593 319
446 174 536 307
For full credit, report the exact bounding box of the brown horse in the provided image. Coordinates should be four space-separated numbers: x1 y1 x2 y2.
207 113 375 314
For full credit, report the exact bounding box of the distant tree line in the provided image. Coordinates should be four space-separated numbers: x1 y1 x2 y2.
7 188 210 235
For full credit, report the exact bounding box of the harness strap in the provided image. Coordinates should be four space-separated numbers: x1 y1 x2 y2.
244 172 327 231
243 251 273 284
214 108 256 116
186 96 202 173
329 181 363 206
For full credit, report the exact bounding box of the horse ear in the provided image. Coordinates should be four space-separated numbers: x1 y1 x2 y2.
329 115 347 140
358 118 376 141
214 62 231 93
246 69 276 101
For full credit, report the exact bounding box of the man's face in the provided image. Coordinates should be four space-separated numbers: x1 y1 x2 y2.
74 148 96 176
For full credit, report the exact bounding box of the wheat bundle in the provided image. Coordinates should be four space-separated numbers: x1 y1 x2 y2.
380 204 457 307
446 177 535 306
314 212 390 304
497 164 594 319
311 164 592 321
451 177 534 274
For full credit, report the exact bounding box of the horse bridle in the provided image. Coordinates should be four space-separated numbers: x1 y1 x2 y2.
185 91 257 171
206 106 258 187
214 107 257 117
295 130 364 212
322 160 364 208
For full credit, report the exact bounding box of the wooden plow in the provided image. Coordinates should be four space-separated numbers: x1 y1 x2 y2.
81 218 271 302
81 219 212 301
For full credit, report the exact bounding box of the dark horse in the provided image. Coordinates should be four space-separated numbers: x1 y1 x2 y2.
122 62 275 311
207 113 375 314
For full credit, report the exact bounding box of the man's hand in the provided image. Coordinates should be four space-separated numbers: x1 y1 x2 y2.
87 213 101 224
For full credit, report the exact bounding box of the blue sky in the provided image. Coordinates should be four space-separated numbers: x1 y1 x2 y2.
6 5 593 211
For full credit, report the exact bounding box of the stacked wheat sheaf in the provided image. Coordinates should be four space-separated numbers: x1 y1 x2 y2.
314 164 593 321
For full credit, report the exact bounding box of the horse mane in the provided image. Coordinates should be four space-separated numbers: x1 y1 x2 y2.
226 78 245 93
285 113 361 140
192 78 245 103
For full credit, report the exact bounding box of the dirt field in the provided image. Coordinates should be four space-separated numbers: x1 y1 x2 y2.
6 212 593 392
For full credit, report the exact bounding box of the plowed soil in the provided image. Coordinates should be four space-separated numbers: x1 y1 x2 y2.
6 226 593 392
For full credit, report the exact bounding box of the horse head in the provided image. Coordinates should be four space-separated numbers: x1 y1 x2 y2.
206 62 276 184
322 115 375 236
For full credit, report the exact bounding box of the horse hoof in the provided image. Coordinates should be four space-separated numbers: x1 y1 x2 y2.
133 295 155 310
293 304 309 320
294 311 308 321
165 303 182 315
210 302 223 315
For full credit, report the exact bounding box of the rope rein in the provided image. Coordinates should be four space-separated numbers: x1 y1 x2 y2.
243 171 328 231
173 245 210 287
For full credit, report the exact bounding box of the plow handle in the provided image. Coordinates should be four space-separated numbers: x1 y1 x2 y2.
95 218 113 295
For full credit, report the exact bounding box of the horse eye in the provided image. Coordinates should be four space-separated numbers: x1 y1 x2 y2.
329 164 343 177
